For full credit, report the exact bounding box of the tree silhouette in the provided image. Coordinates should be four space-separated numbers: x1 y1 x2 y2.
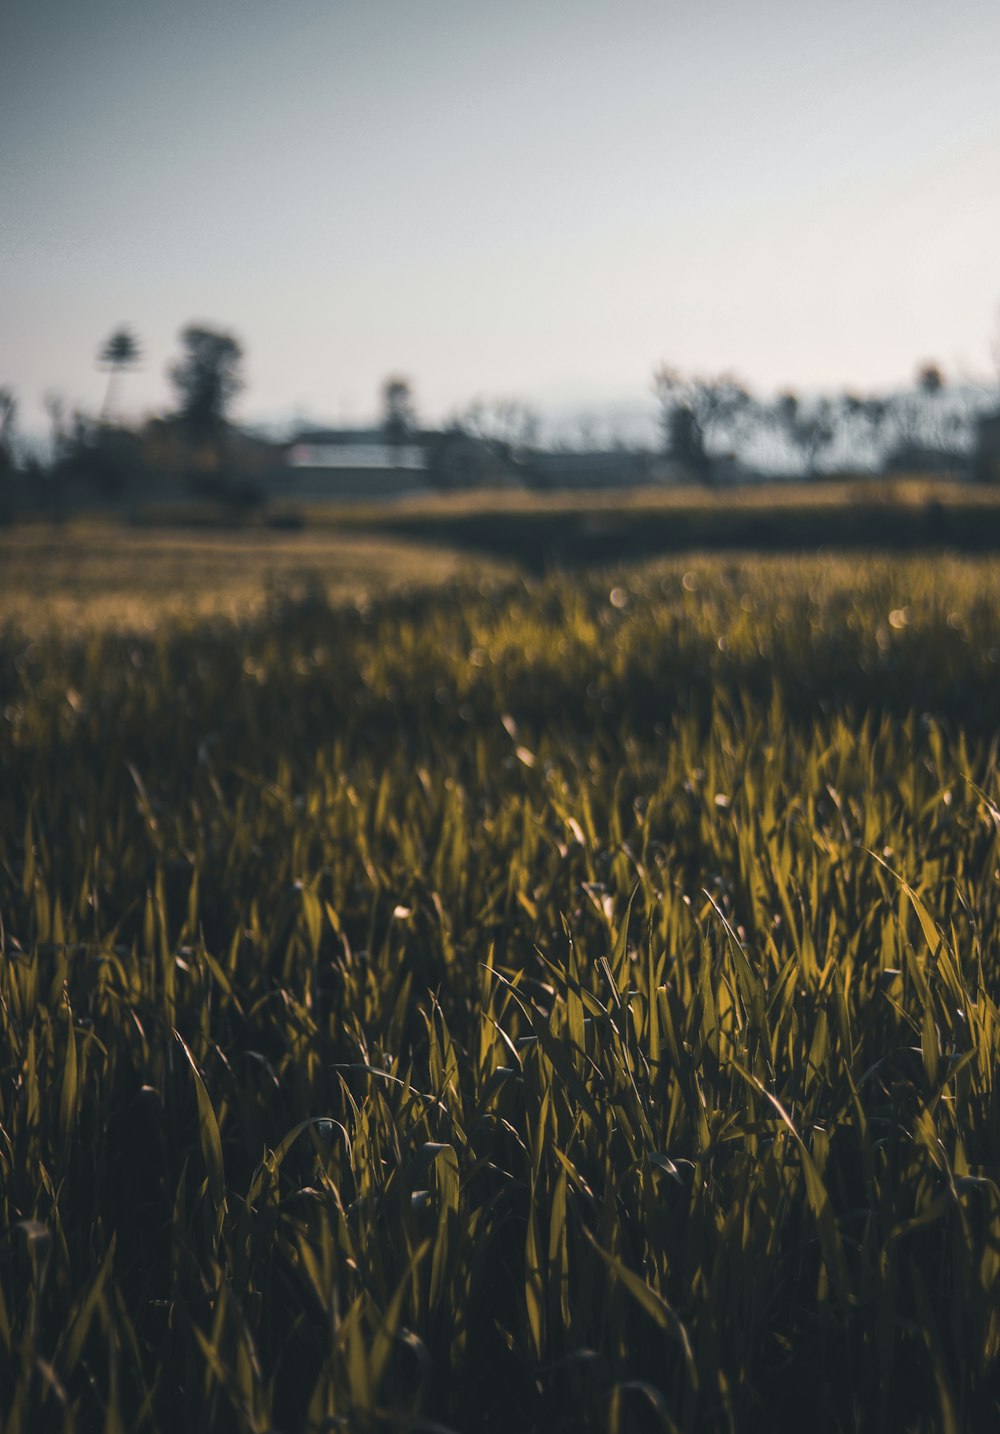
381 375 417 456
168 325 244 442
97 327 142 423
0 388 16 480
916 361 945 395
450 396 540 459
773 392 836 476
653 366 751 482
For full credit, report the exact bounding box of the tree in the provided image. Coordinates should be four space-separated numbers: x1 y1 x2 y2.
665 405 707 476
0 388 17 475
652 366 751 482
168 325 244 442
43 392 70 466
381 376 417 454
880 362 963 466
916 361 944 395
450 396 540 460
772 391 836 476
97 326 142 423
837 392 889 470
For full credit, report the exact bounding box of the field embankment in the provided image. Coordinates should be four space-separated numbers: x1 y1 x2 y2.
336 477 1000 569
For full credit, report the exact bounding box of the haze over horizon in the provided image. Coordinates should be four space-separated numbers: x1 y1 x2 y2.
3 0 999 440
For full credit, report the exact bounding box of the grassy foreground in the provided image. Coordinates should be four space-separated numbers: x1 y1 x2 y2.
2 550 1000 1431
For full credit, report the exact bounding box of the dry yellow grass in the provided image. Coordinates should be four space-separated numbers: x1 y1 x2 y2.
307 474 1000 523
4 476 999 637
0 520 515 634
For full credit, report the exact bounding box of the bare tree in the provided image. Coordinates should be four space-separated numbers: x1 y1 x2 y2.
836 392 889 470
652 366 751 482
43 392 70 466
772 392 837 476
878 362 968 466
450 396 539 460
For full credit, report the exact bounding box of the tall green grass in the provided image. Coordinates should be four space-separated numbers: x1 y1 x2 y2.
2 556 999 1431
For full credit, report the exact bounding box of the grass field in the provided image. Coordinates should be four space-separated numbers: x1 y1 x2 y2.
120 475 1000 572
340 477 1000 570
2 520 1000 1431
0 521 515 634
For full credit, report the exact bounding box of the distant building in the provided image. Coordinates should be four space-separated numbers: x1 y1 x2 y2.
288 427 427 473
268 422 755 501
279 425 522 499
424 428 523 490
522 449 662 490
883 441 967 478
279 426 432 500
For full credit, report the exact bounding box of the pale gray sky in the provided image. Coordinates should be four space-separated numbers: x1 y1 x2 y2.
2 0 999 436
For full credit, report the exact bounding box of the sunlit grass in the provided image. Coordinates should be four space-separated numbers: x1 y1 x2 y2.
0 519 515 634
309 474 1000 521
2 542 1000 1431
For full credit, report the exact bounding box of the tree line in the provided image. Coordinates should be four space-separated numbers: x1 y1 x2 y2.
0 323 246 493
649 359 994 482
2 318 998 498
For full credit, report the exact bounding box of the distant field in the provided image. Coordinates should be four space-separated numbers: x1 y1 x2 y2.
323 474 1000 517
3 523 1000 1430
0 521 515 633
327 476 1000 569
123 474 1000 572
5 477 1000 633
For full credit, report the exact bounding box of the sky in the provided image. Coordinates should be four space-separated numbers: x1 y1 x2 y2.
2 0 999 440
